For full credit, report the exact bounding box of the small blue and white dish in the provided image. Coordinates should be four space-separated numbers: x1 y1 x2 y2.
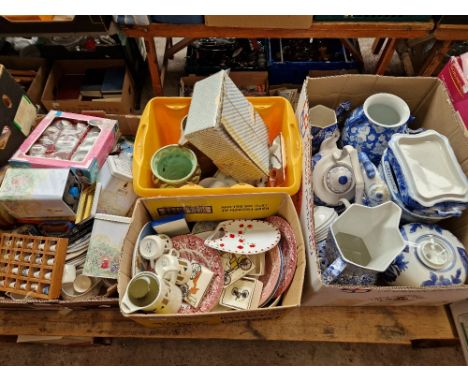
382 223 468 287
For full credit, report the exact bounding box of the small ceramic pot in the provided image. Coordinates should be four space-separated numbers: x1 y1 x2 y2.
322 200 405 285
151 144 201 188
154 249 193 286
382 224 468 287
342 93 411 164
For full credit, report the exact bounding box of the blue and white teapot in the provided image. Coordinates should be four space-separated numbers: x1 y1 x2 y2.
342 93 412 165
312 133 364 207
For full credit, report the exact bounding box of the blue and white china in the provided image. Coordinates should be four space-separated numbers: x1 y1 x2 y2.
359 151 390 207
342 93 411 165
309 105 339 154
312 134 364 207
379 160 449 223
313 206 338 242
385 130 468 212
321 200 405 285
382 223 468 287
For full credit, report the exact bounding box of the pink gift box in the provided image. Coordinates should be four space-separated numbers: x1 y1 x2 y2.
438 56 468 130
9 110 118 183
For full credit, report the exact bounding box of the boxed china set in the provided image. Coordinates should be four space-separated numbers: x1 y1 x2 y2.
298 74 468 306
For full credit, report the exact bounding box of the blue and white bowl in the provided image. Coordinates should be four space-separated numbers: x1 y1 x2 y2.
381 223 468 287
381 144 467 220
383 130 468 216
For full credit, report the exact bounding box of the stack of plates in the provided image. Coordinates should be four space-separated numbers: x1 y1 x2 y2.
314 206 338 242
65 233 91 268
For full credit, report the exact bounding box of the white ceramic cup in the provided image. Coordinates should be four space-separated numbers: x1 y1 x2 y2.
73 274 93 293
154 249 192 286
120 271 182 314
139 234 172 267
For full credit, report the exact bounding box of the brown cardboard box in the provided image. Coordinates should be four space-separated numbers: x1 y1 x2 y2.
0 113 140 310
180 72 268 97
118 193 306 327
0 65 37 167
0 56 48 107
297 75 468 306
205 16 312 29
41 60 134 114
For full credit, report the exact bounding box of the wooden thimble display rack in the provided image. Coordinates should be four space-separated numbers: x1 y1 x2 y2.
0 233 68 300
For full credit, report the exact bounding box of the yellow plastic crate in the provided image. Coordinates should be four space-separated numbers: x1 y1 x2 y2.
133 97 302 197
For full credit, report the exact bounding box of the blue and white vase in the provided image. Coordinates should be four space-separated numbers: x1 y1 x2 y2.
309 104 339 155
342 93 411 165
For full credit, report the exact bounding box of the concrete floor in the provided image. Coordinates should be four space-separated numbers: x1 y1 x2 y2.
0 37 465 366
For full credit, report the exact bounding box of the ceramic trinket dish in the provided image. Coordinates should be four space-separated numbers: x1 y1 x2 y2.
312 134 364 207
382 130 468 217
382 224 468 287
341 93 411 164
205 219 281 255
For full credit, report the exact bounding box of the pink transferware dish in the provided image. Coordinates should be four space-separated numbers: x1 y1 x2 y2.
205 219 281 255
258 245 283 306
172 235 224 314
265 215 298 298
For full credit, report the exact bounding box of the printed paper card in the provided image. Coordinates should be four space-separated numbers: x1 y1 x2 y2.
181 263 213 308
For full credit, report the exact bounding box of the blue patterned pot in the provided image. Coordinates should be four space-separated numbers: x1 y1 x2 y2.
309 105 339 155
342 93 411 165
382 224 468 287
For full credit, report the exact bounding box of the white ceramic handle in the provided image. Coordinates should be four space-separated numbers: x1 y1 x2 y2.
120 294 139 314
343 145 364 205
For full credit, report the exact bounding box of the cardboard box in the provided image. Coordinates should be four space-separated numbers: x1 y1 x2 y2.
0 168 80 221
118 193 305 327
0 65 37 167
297 75 468 306
185 71 270 184
180 72 268 97
41 60 134 114
0 56 48 107
205 16 312 29
10 110 118 184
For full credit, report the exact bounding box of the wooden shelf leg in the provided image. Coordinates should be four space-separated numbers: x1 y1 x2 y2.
371 38 386 55
418 40 453 77
144 36 164 96
375 38 398 75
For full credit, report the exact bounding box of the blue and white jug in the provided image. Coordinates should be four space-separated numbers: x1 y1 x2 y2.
342 93 411 165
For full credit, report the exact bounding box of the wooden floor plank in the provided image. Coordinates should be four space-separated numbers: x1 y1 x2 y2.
0 306 456 345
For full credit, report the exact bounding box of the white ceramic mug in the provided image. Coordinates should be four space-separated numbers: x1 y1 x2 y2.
154 249 192 286
120 271 182 314
138 234 172 267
